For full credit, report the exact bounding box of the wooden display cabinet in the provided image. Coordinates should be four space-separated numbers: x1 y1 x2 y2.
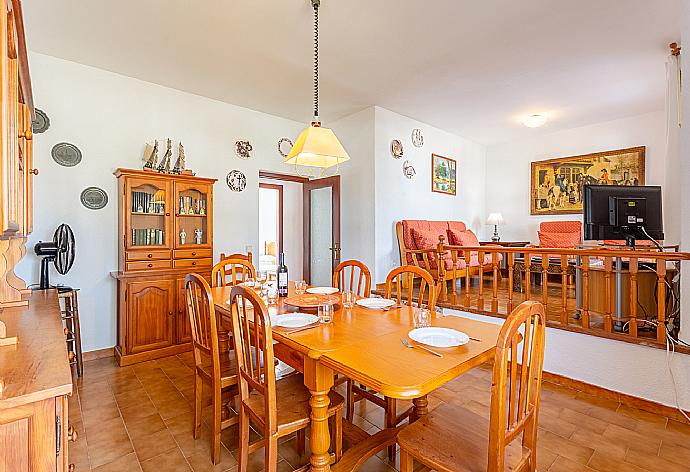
112 168 216 366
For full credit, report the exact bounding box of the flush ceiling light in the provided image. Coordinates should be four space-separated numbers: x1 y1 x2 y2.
284 0 350 171
522 114 548 128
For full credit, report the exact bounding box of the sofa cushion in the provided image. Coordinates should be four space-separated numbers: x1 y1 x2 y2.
538 230 581 248
449 229 480 247
539 221 582 234
403 220 450 264
410 228 453 269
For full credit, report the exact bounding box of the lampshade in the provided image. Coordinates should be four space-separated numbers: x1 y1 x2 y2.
283 124 350 169
151 190 166 204
486 213 504 225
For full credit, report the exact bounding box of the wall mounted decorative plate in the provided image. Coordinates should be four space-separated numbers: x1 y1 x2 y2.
32 109 50 134
278 137 293 158
412 128 424 148
391 139 404 159
403 160 416 179
51 142 82 167
80 187 108 210
235 140 253 159
226 170 247 192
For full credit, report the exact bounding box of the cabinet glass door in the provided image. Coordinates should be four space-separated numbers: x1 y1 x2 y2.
174 182 212 248
126 178 171 249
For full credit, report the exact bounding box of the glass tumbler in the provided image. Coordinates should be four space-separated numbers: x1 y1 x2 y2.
267 286 279 305
414 307 432 328
318 303 334 323
342 290 355 309
295 280 307 294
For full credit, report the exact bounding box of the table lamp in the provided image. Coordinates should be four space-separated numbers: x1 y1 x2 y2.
486 213 504 242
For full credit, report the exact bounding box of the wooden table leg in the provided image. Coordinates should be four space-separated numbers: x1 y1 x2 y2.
304 356 335 472
411 395 429 422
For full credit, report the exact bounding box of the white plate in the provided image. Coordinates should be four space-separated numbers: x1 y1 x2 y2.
356 298 396 309
306 287 339 295
408 327 469 348
270 313 319 328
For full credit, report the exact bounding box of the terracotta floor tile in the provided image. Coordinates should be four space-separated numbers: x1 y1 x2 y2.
120 399 159 422
625 447 690 472
617 404 669 427
82 403 122 430
132 428 179 462
140 447 193 472
158 396 194 420
539 410 578 438
601 423 661 455
659 442 690 467
124 412 167 439
230 446 288 472
186 444 238 472
548 456 597 472
535 446 558 471
166 411 196 435
587 451 648 472
91 452 143 472
114 387 150 409
176 427 218 458
87 434 134 469
537 429 594 465
85 417 129 446
569 429 627 460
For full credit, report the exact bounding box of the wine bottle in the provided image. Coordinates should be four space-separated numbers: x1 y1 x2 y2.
277 252 289 297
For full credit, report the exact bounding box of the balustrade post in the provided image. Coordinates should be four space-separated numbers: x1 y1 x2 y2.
507 252 515 313
541 254 549 313
656 259 667 343
582 256 590 329
491 252 499 313
525 254 532 301
464 251 471 308
604 257 613 333
560 255 568 324
478 250 485 311
629 258 638 338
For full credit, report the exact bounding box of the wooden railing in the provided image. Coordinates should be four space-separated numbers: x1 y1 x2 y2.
408 237 690 348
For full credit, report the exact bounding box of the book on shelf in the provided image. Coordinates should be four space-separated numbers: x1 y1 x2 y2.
131 191 164 214
132 228 164 246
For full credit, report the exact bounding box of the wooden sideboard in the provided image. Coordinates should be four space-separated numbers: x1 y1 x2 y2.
0 290 74 471
111 169 217 366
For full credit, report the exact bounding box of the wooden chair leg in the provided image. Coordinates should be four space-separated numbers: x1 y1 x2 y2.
385 397 397 461
346 379 354 421
238 406 250 472
193 372 202 439
212 387 222 464
400 449 414 472
297 429 306 456
335 409 343 461
265 436 279 472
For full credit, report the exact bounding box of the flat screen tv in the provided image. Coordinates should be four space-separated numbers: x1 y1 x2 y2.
583 185 663 246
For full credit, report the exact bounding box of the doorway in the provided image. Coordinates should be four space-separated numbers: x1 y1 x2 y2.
258 171 340 285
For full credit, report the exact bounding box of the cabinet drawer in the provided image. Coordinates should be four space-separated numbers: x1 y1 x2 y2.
173 258 213 269
126 249 172 261
126 260 172 271
174 248 213 259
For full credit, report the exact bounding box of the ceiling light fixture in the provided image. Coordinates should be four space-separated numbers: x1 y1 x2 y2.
284 0 350 171
522 114 548 128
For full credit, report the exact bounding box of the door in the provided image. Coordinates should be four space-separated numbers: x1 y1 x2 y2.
174 181 213 249
126 279 175 354
303 176 340 285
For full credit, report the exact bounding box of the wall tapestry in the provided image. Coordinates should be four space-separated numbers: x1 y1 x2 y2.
431 153 456 195
530 146 645 215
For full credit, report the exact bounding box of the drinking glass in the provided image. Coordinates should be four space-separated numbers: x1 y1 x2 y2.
295 280 307 294
267 286 279 305
342 290 355 309
318 303 334 323
414 307 432 328
256 270 268 286
244 277 255 288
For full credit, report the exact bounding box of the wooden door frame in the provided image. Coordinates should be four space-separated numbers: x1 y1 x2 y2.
303 175 341 284
258 182 284 255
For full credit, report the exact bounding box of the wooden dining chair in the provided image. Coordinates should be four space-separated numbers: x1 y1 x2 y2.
212 254 256 287
228 285 345 471
333 259 372 297
397 301 547 472
184 273 239 464
347 265 438 460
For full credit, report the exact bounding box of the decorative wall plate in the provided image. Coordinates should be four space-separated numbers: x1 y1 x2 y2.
32 109 50 134
278 137 293 158
412 128 424 148
226 170 247 192
51 142 82 167
80 187 108 209
235 140 253 159
391 139 403 159
403 160 416 179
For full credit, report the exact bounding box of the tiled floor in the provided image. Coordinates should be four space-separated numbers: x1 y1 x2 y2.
70 353 690 472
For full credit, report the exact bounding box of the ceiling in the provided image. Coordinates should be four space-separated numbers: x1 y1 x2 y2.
23 0 679 145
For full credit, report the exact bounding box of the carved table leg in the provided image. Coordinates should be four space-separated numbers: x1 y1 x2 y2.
411 395 429 423
304 357 335 472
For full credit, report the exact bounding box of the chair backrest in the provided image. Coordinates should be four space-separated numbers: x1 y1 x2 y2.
184 273 222 384
228 285 278 434
539 221 582 236
333 259 372 297
384 265 437 310
487 301 546 472
212 255 256 287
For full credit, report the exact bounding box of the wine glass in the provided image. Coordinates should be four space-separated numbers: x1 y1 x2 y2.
256 270 268 292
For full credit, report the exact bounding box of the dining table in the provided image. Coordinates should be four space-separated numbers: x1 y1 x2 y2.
211 283 503 472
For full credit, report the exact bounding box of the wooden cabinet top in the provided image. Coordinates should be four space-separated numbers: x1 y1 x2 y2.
0 290 73 408
114 168 218 184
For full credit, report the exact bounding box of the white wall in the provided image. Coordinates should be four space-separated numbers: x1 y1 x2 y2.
16 53 306 351
373 107 486 282
485 111 667 243
680 0 690 344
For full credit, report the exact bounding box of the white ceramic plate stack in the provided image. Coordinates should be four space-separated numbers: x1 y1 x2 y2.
270 313 319 328
306 287 339 295
408 327 469 348
356 298 396 309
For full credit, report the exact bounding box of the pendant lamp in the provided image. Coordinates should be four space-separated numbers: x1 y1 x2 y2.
284 0 350 170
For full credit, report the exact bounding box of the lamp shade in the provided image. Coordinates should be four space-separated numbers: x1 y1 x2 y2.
283 125 350 169
486 213 504 225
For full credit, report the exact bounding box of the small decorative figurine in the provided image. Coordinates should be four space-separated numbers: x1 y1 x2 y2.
143 140 159 170
194 228 203 245
180 228 187 245
235 140 253 159
157 138 172 173
199 199 206 215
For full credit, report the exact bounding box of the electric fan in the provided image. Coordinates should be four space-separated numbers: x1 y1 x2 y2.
33 223 75 290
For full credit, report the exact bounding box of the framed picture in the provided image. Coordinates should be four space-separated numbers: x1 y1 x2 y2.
530 146 645 215
431 154 457 195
